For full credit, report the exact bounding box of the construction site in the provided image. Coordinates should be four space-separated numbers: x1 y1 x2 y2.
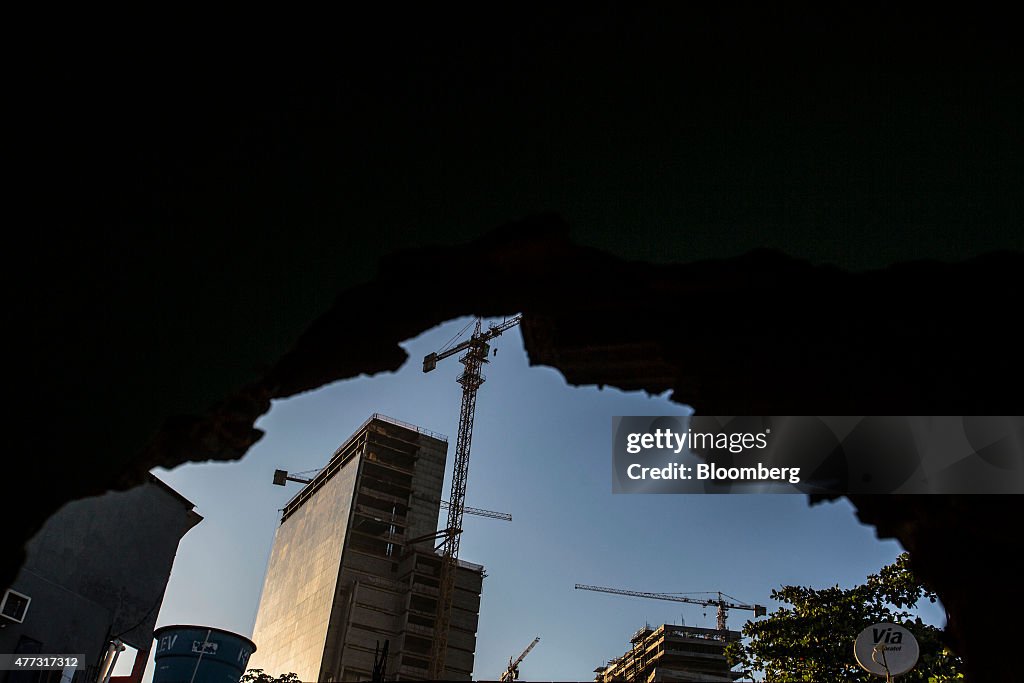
578 587 765 683
241 315 769 682
249 317 540 681
593 624 743 683
248 413 486 680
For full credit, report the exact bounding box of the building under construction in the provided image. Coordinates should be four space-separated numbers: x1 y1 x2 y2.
593 624 744 683
248 414 483 681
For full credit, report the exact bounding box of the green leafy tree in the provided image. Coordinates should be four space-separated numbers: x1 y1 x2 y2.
726 553 961 682
241 669 301 683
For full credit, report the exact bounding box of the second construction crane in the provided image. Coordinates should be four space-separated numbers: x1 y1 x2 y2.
500 637 540 682
423 314 522 677
575 584 766 636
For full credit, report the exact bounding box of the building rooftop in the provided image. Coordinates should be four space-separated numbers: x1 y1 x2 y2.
594 623 744 683
281 413 448 521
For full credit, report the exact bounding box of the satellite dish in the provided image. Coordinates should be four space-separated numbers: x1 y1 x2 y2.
854 622 919 677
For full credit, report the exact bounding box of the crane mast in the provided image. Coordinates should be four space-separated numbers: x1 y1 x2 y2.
574 584 766 637
424 315 522 677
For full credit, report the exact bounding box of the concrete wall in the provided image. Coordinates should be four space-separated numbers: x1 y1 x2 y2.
444 568 483 680
406 433 446 541
323 423 448 681
248 451 361 681
0 476 200 678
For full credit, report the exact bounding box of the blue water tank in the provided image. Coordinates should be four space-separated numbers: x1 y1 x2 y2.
152 625 257 683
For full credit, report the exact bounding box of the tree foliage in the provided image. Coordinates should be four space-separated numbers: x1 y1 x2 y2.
241 669 301 683
726 553 961 682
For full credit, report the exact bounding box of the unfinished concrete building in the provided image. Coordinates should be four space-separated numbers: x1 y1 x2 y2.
594 624 744 683
248 414 483 681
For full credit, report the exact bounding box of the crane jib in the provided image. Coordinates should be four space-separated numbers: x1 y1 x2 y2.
574 584 767 626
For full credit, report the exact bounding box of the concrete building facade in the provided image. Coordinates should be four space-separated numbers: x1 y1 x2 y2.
249 414 483 681
0 475 201 683
594 624 744 683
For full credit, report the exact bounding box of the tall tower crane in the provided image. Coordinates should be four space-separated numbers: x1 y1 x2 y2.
500 636 540 682
423 314 523 676
575 584 766 637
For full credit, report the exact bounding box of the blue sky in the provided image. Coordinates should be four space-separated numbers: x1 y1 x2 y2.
121 316 945 681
